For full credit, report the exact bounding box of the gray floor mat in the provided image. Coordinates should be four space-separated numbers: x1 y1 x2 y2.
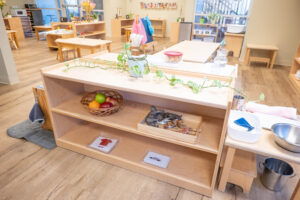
7 120 56 150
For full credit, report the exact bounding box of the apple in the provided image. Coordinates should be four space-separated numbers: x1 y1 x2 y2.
100 102 113 108
106 97 118 106
95 93 106 104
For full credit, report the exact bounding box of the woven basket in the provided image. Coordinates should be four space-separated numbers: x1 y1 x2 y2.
80 90 123 116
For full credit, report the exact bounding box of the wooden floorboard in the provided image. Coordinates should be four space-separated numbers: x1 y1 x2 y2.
0 37 299 200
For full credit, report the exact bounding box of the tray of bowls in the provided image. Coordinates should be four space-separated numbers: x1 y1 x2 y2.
137 106 202 143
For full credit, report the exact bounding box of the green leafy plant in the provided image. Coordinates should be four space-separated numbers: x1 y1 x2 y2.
208 13 219 24
63 45 264 101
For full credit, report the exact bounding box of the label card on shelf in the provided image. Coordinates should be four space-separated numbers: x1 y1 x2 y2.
143 151 170 169
89 136 118 153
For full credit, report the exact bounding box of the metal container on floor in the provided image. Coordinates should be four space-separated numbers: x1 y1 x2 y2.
260 158 295 191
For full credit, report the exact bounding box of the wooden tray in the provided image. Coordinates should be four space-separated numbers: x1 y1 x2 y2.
137 109 202 144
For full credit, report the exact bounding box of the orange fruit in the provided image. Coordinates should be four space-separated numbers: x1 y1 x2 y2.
88 100 100 109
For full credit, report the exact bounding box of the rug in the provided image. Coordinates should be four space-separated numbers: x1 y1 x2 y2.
7 120 56 150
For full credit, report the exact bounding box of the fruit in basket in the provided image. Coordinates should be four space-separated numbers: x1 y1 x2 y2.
100 102 113 108
88 100 100 109
106 97 118 106
95 93 106 104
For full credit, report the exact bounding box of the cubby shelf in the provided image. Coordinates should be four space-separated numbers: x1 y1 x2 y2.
55 120 215 192
42 59 232 197
52 94 223 154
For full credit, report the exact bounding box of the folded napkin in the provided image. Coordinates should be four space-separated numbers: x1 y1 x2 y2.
245 102 297 120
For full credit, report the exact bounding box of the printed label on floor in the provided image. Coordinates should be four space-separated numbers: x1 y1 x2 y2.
143 151 170 169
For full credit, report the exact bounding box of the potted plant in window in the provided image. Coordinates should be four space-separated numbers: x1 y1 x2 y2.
199 16 205 24
208 13 219 24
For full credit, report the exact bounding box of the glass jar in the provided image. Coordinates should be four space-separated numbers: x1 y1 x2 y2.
214 49 228 67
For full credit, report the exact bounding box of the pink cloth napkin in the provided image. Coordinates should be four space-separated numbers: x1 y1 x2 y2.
131 18 147 44
245 102 297 120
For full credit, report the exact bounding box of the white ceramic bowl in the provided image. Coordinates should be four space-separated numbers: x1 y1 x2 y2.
227 24 246 34
228 110 262 143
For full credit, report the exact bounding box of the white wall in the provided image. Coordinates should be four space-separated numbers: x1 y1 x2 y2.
103 0 127 37
0 10 19 84
123 0 195 37
240 0 300 66
2 0 35 14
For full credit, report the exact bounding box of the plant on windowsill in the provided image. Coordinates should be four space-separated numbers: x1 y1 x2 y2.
208 13 219 24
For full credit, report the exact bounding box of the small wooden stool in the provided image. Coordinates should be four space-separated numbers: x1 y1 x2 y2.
6 30 19 49
56 48 76 61
32 87 53 131
219 148 257 194
244 44 279 69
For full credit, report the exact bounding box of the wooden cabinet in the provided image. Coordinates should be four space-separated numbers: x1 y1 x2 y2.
4 17 25 40
51 22 106 39
170 22 180 43
192 23 218 42
111 18 134 37
289 42 300 95
41 54 234 197
150 18 166 38
224 33 245 57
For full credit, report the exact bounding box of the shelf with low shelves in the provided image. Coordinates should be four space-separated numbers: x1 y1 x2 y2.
41 56 233 197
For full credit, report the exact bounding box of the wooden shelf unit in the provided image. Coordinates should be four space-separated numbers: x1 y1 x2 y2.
51 22 106 39
41 59 233 197
111 18 134 37
150 18 166 38
4 17 25 40
289 42 300 95
192 23 219 42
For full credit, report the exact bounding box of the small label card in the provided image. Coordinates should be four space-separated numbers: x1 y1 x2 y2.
89 136 118 153
143 151 170 169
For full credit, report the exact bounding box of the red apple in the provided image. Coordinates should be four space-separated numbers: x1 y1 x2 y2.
100 102 113 108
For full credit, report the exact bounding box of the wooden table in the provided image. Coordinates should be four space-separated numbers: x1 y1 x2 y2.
157 40 220 63
244 44 279 69
34 25 52 40
6 30 19 49
124 27 132 42
55 38 112 62
224 33 245 57
218 128 300 199
46 31 74 49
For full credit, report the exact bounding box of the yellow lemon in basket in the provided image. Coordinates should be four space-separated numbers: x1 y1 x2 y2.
88 100 100 109
95 93 106 104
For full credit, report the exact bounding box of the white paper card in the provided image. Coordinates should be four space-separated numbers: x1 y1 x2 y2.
89 136 118 153
143 151 170 169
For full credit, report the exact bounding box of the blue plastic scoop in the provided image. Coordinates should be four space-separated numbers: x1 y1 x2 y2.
234 117 254 131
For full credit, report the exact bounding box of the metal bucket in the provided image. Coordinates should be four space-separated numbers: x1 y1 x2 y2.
260 158 295 191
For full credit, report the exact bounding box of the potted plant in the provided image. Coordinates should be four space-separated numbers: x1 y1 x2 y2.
117 44 150 78
92 13 98 21
199 16 205 24
208 13 219 24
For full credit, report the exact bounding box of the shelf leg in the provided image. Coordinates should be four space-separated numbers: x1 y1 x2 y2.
270 50 277 69
244 48 250 65
218 146 236 192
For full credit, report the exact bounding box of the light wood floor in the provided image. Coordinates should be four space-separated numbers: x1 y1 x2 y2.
0 37 299 200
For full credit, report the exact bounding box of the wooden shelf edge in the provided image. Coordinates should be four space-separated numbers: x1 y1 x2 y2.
295 57 300 65
289 74 300 95
52 107 219 154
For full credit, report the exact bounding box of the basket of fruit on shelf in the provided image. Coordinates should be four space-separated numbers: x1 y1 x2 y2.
80 91 123 116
